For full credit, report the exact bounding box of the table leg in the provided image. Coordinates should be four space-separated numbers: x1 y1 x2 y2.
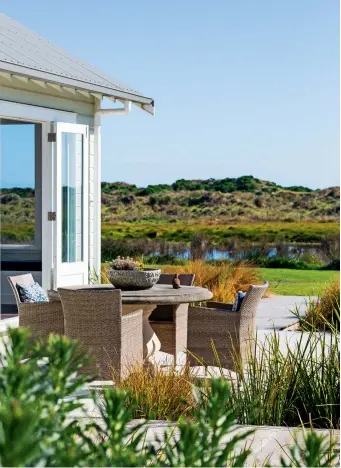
122 304 160 362
173 303 189 358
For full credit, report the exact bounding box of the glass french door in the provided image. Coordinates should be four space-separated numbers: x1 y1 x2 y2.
54 123 89 287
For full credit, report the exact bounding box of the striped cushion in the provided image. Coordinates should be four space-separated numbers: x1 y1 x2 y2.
17 281 49 303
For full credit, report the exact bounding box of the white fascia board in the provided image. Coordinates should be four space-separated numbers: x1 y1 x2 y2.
0 63 154 107
0 99 93 124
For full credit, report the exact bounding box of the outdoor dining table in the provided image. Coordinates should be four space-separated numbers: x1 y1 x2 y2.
52 284 212 363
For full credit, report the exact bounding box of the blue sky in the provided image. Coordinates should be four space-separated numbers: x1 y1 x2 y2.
0 0 339 189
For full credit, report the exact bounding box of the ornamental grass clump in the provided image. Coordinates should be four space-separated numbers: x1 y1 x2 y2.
302 279 340 331
228 328 340 429
161 260 261 302
114 363 196 421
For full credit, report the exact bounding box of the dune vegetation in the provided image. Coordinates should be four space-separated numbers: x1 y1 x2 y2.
1 176 339 245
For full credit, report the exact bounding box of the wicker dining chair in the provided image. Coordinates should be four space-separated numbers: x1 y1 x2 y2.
149 273 195 357
187 282 269 371
7 274 64 338
58 287 143 380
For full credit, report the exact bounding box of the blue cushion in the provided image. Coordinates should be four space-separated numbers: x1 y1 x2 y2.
232 291 246 311
17 281 49 303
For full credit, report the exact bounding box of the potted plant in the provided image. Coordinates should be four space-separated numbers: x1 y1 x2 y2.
107 257 161 290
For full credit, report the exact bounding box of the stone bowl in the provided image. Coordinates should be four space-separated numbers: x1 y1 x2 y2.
107 268 161 290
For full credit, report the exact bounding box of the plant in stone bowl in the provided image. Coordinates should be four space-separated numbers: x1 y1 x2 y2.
107 257 160 290
110 257 140 271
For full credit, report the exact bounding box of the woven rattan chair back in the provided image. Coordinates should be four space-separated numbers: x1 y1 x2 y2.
187 282 268 371
239 282 268 334
150 273 195 322
58 288 124 379
238 282 268 360
157 273 195 286
8 274 64 338
149 273 195 324
8 273 34 309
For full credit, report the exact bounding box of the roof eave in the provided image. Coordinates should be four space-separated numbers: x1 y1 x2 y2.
0 62 155 115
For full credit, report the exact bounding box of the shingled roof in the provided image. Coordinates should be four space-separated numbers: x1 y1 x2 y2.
0 13 154 114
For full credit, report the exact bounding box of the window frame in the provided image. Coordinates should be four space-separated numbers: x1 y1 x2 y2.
0 117 42 251
0 99 83 253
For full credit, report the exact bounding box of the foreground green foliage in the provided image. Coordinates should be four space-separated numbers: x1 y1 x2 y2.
0 329 254 466
0 329 338 467
280 430 339 468
0 329 91 466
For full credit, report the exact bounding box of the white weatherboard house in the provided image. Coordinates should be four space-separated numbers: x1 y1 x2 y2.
0 13 154 314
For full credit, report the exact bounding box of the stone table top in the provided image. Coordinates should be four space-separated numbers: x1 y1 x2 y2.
56 284 213 305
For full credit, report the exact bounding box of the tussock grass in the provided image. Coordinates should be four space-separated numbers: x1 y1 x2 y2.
109 329 339 428
228 329 340 428
112 325 339 428
114 364 196 421
161 260 262 302
303 280 340 331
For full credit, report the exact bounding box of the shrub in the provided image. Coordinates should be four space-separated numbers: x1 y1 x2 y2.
254 196 265 208
0 329 91 467
0 193 21 204
259 256 318 270
144 253 187 265
323 259 341 270
101 238 146 261
139 184 172 195
321 236 340 264
0 329 253 466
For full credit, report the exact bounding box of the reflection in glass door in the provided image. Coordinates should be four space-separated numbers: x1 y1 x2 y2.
61 133 83 263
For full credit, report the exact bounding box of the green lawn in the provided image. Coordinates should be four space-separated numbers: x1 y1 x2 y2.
258 268 339 296
101 220 339 244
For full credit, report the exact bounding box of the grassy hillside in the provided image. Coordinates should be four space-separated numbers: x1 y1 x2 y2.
101 176 339 223
1 176 339 244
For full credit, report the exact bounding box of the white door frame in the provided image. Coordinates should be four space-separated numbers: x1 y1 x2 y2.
53 122 89 288
0 100 93 291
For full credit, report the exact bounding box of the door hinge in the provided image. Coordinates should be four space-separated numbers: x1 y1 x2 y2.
48 132 56 142
48 211 56 221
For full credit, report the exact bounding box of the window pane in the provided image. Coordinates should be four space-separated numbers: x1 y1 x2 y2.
0 119 36 245
62 132 83 263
